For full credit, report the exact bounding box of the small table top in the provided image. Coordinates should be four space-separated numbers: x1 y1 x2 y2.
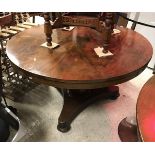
137 75 155 142
6 25 152 89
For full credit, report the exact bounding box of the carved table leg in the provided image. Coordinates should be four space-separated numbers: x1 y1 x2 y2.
57 86 120 132
118 116 139 142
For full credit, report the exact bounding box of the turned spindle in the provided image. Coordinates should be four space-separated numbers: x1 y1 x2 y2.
19 13 25 23
103 12 114 51
44 13 52 46
14 14 19 24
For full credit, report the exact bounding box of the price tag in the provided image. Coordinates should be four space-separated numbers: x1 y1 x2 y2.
41 42 59 49
62 26 75 31
94 47 113 57
112 29 121 35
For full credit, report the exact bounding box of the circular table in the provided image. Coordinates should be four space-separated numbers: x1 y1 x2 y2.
137 75 155 142
6 25 152 132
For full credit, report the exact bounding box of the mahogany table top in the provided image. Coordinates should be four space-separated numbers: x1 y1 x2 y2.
137 75 155 142
6 25 153 89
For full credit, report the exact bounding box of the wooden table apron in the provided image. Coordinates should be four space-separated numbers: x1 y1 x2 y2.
6 25 153 132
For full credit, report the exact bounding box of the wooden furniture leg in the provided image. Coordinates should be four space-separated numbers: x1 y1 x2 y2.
32 16 35 23
44 13 52 46
57 86 120 132
153 64 155 74
103 12 114 51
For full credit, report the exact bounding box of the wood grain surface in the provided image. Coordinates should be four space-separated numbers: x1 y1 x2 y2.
137 75 155 142
6 25 153 89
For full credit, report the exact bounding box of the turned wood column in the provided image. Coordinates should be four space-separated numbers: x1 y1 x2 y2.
103 12 114 51
44 13 52 46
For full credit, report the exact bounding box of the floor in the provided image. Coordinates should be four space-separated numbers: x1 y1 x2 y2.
6 68 153 142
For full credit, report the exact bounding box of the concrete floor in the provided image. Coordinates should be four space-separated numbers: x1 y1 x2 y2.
6 68 153 142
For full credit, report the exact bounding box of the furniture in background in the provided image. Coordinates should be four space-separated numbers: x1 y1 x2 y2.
0 12 42 101
0 12 42 141
118 74 155 142
117 12 155 141
137 75 155 142
44 12 115 52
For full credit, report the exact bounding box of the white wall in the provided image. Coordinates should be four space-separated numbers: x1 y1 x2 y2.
127 12 155 69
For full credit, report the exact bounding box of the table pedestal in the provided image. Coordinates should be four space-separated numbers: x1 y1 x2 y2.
57 86 120 132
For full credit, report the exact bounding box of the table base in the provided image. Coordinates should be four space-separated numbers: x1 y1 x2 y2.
57 86 120 132
118 117 138 142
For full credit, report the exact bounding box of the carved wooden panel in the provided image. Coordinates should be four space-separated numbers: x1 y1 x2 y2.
62 16 99 29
